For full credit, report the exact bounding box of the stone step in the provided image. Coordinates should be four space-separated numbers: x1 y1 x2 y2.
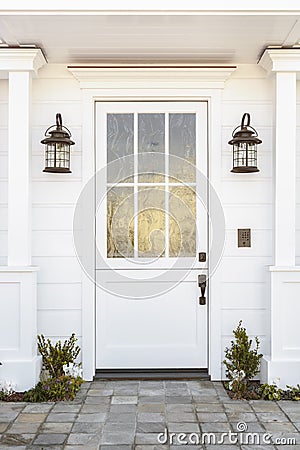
94 369 210 381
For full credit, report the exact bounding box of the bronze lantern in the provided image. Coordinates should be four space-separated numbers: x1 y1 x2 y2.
228 113 261 173
41 113 75 173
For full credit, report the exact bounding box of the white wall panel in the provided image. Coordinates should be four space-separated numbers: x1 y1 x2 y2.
31 102 82 127
0 154 7 180
221 310 268 336
221 102 273 128
0 282 20 349
37 283 81 310
32 181 82 204
37 310 81 337
220 180 272 204
32 205 74 231
223 204 272 229
0 206 7 230
220 257 272 283
32 231 75 257
221 282 269 309
32 257 82 283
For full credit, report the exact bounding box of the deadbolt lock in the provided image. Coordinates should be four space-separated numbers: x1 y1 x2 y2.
199 252 207 262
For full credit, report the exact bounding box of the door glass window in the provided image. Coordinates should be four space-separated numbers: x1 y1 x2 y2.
107 112 197 258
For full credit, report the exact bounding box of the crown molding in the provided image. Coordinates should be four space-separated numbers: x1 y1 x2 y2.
0 48 47 77
259 49 300 76
68 65 236 89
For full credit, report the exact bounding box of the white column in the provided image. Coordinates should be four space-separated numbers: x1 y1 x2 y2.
259 49 300 388
8 71 32 266
274 72 296 266
0 49 46 390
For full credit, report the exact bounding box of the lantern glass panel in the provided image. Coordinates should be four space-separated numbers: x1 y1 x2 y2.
45 143 56 168
56 142 70 169
233 142 247 168
247 142 257 166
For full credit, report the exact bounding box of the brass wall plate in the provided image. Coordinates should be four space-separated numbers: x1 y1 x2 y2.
238 228 251 247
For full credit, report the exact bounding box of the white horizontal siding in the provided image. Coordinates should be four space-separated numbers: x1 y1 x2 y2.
32 205 75 231
38 310 81 337
32 181 83 204
32 231 76 257
29 66 83 342
32 257 82 283
220 70 273 372
37 283 82 310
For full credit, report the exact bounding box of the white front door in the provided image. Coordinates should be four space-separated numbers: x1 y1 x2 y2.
95 101 208 369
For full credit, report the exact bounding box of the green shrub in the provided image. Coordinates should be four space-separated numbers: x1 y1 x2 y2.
37 333 80 378
223 320 263 398
260 383 283 401
24 375 83 402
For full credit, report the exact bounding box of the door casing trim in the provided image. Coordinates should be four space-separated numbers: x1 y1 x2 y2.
78 87 224 381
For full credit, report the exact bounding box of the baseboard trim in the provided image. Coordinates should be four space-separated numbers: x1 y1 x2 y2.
94 368 210 380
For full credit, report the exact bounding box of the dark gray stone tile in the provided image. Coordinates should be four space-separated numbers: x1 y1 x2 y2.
101 431 135 445
167 412 197 422
67 433 102 445
33 433 68 445
41 422 73 433
136 422 167 433
107 412 136 423
76 412 107 422
256 412 290 422
166 396 192 404
71 422 103 433
46 413 77 423
168 422 200 432
197 412 228 422
137 412 165 422
138 403 165 413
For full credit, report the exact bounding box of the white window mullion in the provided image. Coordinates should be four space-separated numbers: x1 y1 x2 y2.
134 113 139 258
165 113 169 258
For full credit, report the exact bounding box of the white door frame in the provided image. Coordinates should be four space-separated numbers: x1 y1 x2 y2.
68 65 235 380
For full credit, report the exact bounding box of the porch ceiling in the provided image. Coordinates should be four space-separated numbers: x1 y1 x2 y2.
1 13 300 64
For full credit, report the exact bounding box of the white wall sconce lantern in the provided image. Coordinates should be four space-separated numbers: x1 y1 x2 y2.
41 113 74 173
228 113 261 173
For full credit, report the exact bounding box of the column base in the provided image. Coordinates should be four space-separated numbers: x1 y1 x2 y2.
261 356 300 389
0 355 42 391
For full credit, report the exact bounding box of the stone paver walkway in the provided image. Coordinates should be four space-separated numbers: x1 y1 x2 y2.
0 380 299 449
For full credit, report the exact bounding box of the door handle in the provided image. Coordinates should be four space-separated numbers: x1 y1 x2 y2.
198 274 207 305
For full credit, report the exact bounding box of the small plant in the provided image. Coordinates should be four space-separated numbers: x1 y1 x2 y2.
24 375 83 402
223 320 263 399
286 384 300 401
37 333 80 378
260 382 283 401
